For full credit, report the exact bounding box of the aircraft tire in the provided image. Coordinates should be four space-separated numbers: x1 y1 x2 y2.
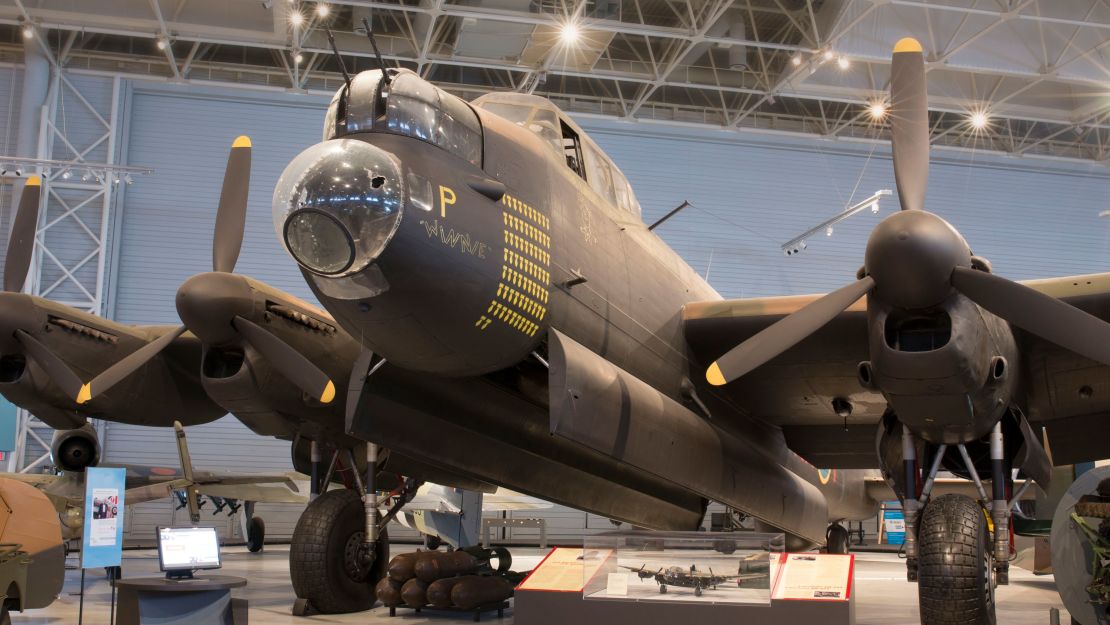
290 489 389 614
826 524 850 555
918 494 995 625
247 516 265 553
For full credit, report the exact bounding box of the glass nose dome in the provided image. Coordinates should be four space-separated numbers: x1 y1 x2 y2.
273 139 404 276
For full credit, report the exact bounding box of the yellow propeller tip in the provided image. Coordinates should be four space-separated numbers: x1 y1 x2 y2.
706 363 726 387
25 175 41 186
320 380 336 404
893 37 923 54
76 383 92 405
232 135 252 148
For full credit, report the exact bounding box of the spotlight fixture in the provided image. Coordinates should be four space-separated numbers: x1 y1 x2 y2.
823 49 835 62
791 54 802 67
21 24 34 39
969 110 989 130
837 56 850 70
124 173 134 185
868 101 887 120
316 3 330 16
559 22 581 46
294 52 304 64
826 226 834 237
81 169 91 182
156 36 168 50
290 11 305 26
61 169 72 180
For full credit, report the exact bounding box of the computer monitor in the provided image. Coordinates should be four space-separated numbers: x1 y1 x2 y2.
157 526 222 580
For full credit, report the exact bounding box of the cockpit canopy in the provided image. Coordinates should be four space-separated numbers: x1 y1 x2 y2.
324 69 482 168
472 92 642 219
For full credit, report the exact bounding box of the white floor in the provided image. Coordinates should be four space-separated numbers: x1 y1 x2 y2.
13 546 1072 624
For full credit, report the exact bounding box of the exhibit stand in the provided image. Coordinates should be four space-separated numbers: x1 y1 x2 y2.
115 576 248 625
514 532 854 625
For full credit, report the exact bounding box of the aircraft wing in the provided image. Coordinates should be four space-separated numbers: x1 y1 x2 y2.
683 272 1110 467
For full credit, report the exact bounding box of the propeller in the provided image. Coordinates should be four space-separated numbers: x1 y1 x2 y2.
80 136 338 406
212 135 252 273
232 316 335 403
2 176 87 399
706 37 1110 387
4 176 41 292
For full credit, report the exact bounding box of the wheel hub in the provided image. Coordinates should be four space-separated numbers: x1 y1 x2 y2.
342 531 370 582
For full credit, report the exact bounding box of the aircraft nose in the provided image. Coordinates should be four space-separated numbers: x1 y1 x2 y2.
273 138 404 277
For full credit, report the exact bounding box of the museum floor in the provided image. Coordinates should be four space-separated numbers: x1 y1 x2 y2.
15 545 1072 624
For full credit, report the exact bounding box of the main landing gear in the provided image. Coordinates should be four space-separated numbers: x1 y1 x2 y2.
289 443 419 615
893 423 1027 625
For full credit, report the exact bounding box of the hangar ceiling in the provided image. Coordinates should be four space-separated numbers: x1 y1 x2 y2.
0 0 1108 163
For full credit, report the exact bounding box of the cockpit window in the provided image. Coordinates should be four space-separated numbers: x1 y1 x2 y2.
385 72 482 167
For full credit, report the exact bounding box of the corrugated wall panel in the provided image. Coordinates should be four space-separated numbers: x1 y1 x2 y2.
581 122 1110 298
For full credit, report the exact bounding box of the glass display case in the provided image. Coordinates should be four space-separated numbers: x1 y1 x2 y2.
580 530 783 606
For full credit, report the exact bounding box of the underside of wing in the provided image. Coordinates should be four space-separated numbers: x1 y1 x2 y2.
684 294 884 468
1016 273 1110 464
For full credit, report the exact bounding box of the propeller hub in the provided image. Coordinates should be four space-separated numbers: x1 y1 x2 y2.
864 210 971 310
176 272 256 345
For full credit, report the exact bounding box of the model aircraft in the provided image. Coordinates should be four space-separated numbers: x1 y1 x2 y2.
620 562 768 596
2 26 1106 625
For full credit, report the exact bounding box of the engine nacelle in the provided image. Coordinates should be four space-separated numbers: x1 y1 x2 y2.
50 424 101 473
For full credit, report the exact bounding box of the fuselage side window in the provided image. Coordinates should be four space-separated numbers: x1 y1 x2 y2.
561 120 586 180
584 144 616 207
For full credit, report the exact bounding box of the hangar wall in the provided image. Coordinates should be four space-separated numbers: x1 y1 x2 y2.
3 70 1108 545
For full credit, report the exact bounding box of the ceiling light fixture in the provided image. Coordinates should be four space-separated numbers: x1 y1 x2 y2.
559 22 581 46
868 101 887 120
22 24 34 39
290 11 305 26
969 110 989 130
156 36 168 50
823 49 835 62
791 54 802 67
316 3 330 17
837 56 850 70
294 52 304 64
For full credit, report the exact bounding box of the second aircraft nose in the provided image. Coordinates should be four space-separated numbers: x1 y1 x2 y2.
273 138 405 278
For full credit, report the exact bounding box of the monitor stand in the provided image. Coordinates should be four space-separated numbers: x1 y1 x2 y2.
165 569 195 581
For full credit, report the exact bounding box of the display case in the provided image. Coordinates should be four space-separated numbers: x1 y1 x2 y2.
580 530 783 606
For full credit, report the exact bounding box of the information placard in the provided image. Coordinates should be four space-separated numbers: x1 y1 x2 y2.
517 547 611 592
771 553 853 601
81 466 126 569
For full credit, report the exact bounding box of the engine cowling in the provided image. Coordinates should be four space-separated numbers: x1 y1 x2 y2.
50 424 101 473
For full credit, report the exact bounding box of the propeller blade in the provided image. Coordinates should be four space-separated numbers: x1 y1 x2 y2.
78 325 187 404
4 176 41 292
952 266 1110 366
232 316 336 403
889 38 929 212
707 276 875 386
345 348 375 429
14 329 84 400
212 136 252 273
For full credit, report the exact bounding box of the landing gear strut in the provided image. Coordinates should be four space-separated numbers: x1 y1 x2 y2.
289 445 420 615
894 422 1025 625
